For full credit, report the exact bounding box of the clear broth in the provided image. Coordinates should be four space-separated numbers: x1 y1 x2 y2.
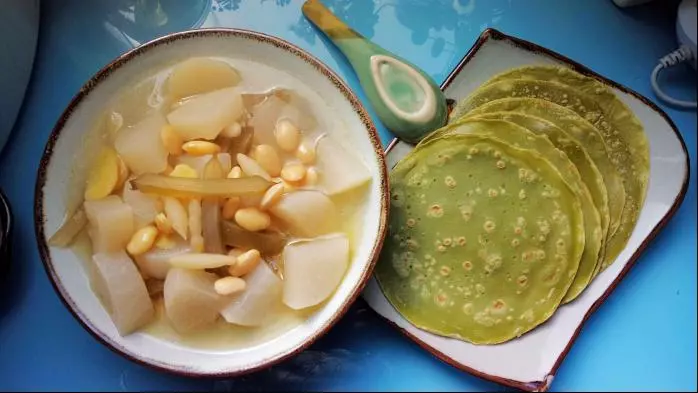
70 57 371 349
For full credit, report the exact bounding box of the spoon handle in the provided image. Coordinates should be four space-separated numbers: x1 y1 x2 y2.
302 0 447 143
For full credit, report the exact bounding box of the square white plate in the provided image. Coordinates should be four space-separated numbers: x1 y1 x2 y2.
362 28 689 392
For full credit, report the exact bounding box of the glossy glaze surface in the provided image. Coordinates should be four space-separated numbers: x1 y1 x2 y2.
0 0 695 391
302 0 448 143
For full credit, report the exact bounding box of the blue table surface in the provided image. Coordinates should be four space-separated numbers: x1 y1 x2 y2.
0 0 695 391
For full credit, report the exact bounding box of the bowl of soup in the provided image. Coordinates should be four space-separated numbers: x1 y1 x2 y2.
35 29 389 376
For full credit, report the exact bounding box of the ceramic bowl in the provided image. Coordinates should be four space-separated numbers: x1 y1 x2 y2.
34 29 388 377
362 28 689 392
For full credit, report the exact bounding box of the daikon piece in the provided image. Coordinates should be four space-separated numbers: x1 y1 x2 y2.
249 95 316 147
84 196 135 253
134 234 191 280
220 261 282 327
314 135 372 195
177 153 232 177
167 87 244 141
282 234 349 310
90 251 154 335
48 208 87 248
122 183 159 228
164 268 225 333
114 112 169 175
236 153 272 181
166 58 241 100
269 190 338 237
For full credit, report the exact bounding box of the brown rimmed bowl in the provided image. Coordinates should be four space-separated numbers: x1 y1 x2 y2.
34 28 389 377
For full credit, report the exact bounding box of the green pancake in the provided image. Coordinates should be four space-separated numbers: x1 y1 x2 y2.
463 67 635 235
463 97 624 241
449 78 649 272
421 118 602 303
377 134 585 344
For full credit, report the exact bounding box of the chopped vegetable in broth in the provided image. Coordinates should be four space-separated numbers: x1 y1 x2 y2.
53 57 372 346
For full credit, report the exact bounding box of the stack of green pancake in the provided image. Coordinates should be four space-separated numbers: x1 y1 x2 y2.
375 65 650 345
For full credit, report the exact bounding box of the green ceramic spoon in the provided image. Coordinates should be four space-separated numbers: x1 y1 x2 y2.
302 0 448 143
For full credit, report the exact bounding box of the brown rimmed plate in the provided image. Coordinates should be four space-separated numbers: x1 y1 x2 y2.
362 28 689 392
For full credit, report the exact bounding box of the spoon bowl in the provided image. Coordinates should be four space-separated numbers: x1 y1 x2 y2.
302 0 448 143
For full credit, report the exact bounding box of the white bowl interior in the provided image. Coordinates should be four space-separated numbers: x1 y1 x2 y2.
39 31 386 375
363 32 688 388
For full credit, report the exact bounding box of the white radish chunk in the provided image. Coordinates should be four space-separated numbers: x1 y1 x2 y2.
134 235 191 280
314 135 372 195
236 153 272 181
167 58 241 100
91 251 154 335
114 112 169 175
122 183 159 228
249 96 316 147
269 190 338 237
220 261 282 327
163 268 224 333
167 87 244 141
282 235 349 310
84 196 135 253
177 153 232 176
